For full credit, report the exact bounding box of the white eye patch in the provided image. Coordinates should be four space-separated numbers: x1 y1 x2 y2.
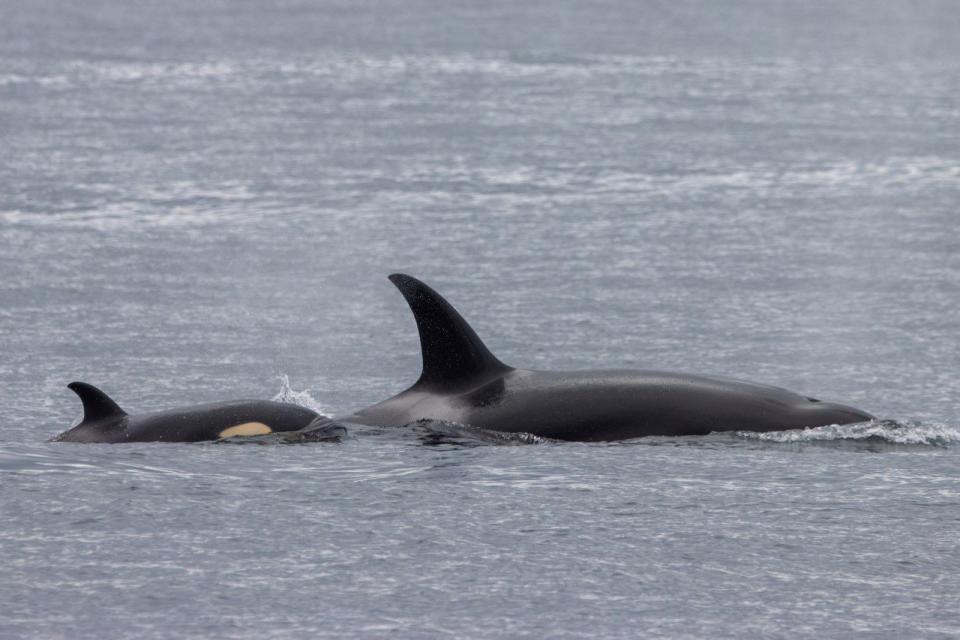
218 422 273 438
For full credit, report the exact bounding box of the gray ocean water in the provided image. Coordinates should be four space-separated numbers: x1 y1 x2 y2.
2 1 960 638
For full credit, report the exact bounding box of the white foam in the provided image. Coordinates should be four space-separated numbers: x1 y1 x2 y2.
737 420 960 446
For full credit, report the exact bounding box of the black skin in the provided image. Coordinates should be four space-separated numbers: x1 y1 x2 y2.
338 274 874 441
56 382 322 443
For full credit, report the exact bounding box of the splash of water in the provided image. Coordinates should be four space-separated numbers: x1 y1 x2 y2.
271 375 330 416
737 420 960 446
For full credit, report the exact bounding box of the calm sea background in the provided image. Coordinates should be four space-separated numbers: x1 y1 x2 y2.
2 1 959 638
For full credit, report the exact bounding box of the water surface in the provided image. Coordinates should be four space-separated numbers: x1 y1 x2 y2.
2 1 959 638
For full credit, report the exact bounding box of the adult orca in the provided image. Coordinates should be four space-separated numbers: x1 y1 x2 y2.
340 274 874 441
55 382 327 443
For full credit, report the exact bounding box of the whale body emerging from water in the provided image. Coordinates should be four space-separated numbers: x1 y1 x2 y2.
339 274 874 441
55 382 324 443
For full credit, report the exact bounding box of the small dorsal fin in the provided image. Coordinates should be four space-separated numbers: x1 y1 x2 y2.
388 274 512 389
67 381 127 424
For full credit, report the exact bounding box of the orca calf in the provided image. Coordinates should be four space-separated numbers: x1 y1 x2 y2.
340 274 874 441
55 382 325 443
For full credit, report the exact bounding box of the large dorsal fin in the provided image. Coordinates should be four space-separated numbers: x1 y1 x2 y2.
67 381 127 424
388 274 512 389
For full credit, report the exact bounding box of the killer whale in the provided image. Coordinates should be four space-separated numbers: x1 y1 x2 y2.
55 382 326 443
339 274 874 441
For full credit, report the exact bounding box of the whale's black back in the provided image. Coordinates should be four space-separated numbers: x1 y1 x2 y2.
58 382 321 443
350 274 873 440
